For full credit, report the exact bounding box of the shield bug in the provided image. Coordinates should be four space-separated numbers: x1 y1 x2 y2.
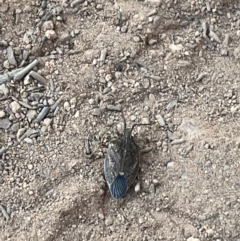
104 114 147 199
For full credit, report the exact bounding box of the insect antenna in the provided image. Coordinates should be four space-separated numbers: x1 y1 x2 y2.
121 110 127 134
120 110 152 135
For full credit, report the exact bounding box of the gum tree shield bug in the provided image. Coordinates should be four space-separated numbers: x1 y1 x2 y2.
104 115 141 199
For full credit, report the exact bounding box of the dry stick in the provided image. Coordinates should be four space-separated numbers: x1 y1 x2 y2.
71 0 85 8
50 97 63 112
33 107 50 123
29 70 47 85
14 59 39 81
0 204 10 221
0 68 24 84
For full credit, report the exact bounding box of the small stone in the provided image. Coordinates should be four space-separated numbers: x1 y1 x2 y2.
10 101 21 113
45 30 57 40
43 118 52 126
105 74 112 82
0 84 9 96
139 217 144 224
23 75 31 85
148 39 157 45
121 26 128 33
105 216 113 226
133 36 141 42
96 4 103 10
27 164 33 170
0 110 6 118
74 110 80 118
26 110 37 121
167 161 174 168
70 97 77 105
88 99 95 105
60 33 71 43
3 60 10 69
24 137 33 144
0 118 11 129
7 46 17 66
92 108 101 116
98 213 104 220
64 101 71 111
29 190 34 195
141 117 150 124
48 99 55 106
187 238 200 241
135 182 140 193
42 20 54 31
11 122 20 132
156 114 165 126
181 172 188 179
142 79 150 89
130 115 136 121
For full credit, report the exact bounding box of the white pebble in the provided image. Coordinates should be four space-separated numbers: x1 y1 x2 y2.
135 182 141 193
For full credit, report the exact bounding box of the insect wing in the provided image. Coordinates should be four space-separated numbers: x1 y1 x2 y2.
124 137 140 188
104 143 121 185
109 174 128 199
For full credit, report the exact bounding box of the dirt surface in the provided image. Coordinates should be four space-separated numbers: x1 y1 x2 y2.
0 0 240 240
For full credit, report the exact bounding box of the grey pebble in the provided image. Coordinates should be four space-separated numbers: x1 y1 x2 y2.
26 110 37 121
121 26 128 33
209 30 221 43
99 49 107 62
171 139 185 145
148 8 157 17
106 105 121 112
146 75 161 81
142 78 150 89
96 4 103 10
92 108 101 116
24 137 33 144
70 0 85 8
180 20 189 27
105 216 113 226
178 60 191 67
166 99 177 111
60 33 71 43
7 46 17 66
0 118 11 130
88 99 95 105
0 146 6 156
181 172 188 179
223 33 229 46
198 214 206 221
0 204 10 221
0 84 9 95
185 144 193 155
206 2 211 11
149 183 156 197
0 110 6 118
11 122 20 132
156 114 165 126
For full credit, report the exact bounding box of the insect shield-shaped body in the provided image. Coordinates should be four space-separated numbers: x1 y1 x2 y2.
104 123 140 199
